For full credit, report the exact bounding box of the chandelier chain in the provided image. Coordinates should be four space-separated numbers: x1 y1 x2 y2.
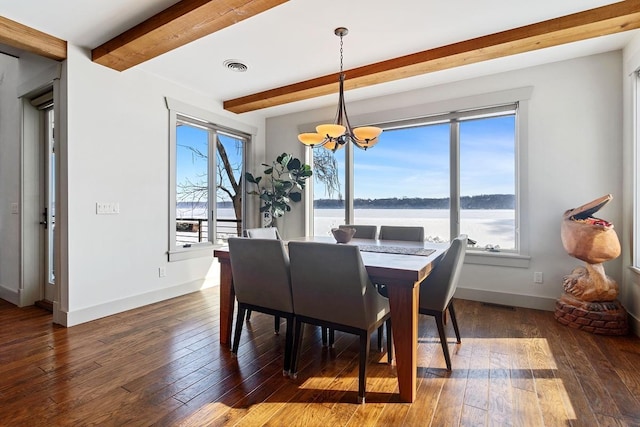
339 35 344 73
296 27 382 151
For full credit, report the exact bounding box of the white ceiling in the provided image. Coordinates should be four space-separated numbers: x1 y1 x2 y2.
1 0 636 117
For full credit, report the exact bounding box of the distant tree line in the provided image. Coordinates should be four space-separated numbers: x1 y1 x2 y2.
314 194 515 209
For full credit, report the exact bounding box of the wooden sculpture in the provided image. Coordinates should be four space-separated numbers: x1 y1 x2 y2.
555 194 628 335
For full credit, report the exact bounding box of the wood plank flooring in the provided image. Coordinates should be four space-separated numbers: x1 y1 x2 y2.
1 288 639 426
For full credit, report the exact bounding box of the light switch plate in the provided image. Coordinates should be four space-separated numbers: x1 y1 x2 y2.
96 202 120 214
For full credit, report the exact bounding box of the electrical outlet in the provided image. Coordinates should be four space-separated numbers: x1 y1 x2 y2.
158 267 167 278
533 271 543 284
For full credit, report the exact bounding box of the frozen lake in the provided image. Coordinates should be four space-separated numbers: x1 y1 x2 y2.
178 206 515 249
313 208 515 249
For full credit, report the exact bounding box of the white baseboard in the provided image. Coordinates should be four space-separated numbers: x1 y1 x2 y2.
455 287 557 311
61 278 218 327
0 284 20 306
456 287 640 338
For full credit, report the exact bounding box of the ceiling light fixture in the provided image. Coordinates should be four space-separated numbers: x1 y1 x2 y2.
297 27 382 152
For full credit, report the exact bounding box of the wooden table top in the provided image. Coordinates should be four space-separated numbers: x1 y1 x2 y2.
214 236 448 286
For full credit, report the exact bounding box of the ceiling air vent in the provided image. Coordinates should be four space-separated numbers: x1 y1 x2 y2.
223 59 248 72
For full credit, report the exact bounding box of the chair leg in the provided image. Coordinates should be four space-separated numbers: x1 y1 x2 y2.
290 319 304 379
246 309 252 321
358 332 371 404
232 306 247 354
283 316 293 376
377 325 383 352
435 313 452 371
321 327 328 347
329 329 335 348
448 302 461 343
274 315 281 335
385 319 393 364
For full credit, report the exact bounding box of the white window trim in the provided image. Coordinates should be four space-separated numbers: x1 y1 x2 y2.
165 97 257 262
634 70 640 268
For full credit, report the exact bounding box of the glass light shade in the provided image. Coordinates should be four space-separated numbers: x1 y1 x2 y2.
356 137 380 149
298 132 325 146
323 139 344 151
316 124 346 138
353 126 382 141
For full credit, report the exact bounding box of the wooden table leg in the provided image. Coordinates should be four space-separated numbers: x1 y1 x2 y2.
217 256 235 347
386 281 419 403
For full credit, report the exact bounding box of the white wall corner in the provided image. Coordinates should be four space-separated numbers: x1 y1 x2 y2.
628 311 640 338
0 284 20 306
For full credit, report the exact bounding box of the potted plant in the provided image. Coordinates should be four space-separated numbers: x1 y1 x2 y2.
245 153 312 229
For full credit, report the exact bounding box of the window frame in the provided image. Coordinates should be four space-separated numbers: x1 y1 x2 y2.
304 87 532 268
633 70 640 270
166 97 256 262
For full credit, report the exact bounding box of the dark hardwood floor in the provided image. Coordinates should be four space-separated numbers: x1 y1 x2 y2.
1 288 639 426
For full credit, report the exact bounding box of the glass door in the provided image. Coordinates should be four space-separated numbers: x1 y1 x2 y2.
43 106 55 301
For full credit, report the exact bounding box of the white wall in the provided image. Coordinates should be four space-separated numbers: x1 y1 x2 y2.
0 54 20 304
267 51 624 312
60 45 265 325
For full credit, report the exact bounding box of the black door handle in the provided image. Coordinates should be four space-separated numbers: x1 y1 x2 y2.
40 207 48 229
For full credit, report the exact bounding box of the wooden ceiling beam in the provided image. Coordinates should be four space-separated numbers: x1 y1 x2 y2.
92 0 288 71
0 16 66 60
224 0 640 114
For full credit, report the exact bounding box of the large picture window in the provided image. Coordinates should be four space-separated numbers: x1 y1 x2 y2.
313 103 518 253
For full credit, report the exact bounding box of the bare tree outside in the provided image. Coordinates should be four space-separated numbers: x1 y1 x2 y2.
215 137 243 236
177 134 244 237
178 132 341 240
313 148 341 199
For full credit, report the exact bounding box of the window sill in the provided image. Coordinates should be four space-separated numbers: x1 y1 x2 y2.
168 242 219 262
465 251 531 268
628 265 640 277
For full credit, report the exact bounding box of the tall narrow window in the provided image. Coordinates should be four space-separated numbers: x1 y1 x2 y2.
176 119 211 246
459 114 516 250
313 147 346 235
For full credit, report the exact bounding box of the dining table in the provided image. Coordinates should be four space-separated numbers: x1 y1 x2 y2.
213 235 448 403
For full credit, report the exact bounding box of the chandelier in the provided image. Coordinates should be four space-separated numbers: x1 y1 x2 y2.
297 27 382 152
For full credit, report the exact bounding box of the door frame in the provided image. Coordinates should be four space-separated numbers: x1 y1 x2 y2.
19 81 61 317
20 95 45 306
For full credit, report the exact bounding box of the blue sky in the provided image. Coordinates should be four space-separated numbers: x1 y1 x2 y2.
314 115 516 200
176 115 515 203
176 124 243 203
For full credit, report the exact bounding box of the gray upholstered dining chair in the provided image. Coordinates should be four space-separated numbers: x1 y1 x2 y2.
418 234 468 371
243 226 281 330
379 225 425 242
339 224 377 240
244 226 281 239
287 241 392 404
228 237 294 375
